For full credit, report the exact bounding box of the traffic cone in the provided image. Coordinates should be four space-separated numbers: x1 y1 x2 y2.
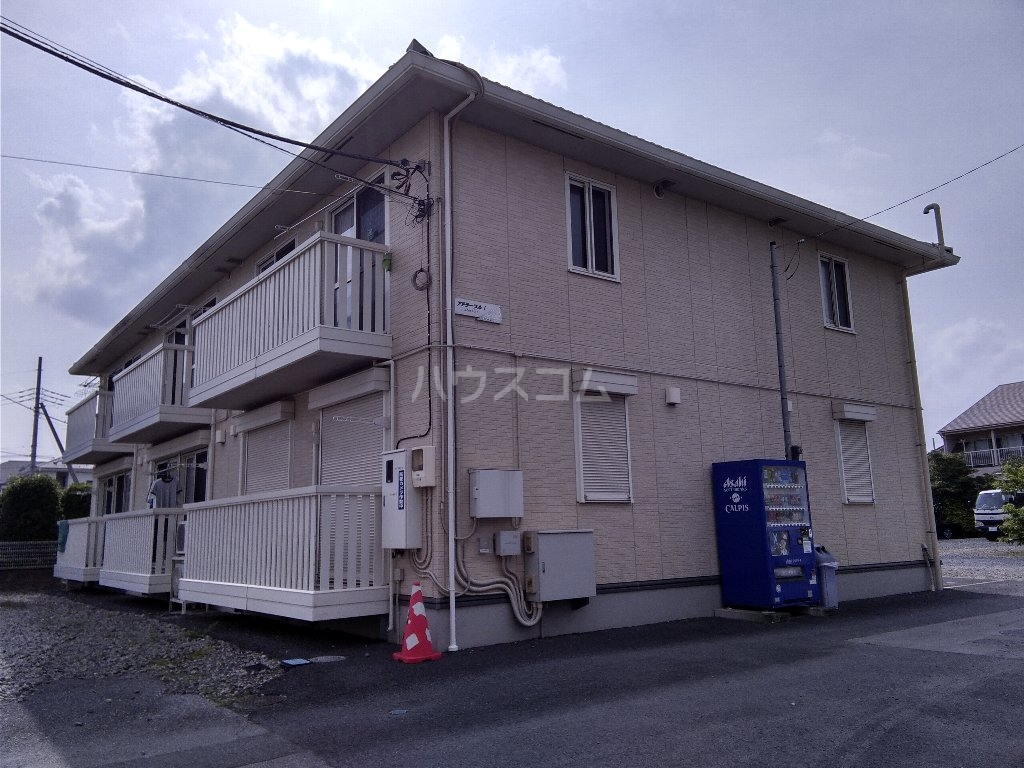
393 581 443 663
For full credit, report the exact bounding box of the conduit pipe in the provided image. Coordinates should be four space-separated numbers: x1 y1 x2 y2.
442 76 480 652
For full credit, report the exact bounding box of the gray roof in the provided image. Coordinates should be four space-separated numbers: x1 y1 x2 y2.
939 381 1024 434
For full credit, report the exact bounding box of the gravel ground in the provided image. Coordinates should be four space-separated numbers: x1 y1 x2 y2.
2 540 1020 710
938 536 1024 580
0 576 281 705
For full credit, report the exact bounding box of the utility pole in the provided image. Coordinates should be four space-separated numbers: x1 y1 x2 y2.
29 356 42 474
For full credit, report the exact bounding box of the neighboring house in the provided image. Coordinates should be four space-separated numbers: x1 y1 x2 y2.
56 42 957 648
0 459 92 493
939 381 1024 473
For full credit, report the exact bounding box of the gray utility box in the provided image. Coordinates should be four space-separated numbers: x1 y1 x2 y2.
469 469 523 518
523 530 596 602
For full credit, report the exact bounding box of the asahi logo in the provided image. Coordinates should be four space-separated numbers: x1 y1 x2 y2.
723 476 749 513
722 476 748 491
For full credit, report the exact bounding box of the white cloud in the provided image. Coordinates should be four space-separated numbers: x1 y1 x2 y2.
816 129 888 171
434 35 568 97
917 316 1024 441
17 173 146 322
16 14 389 327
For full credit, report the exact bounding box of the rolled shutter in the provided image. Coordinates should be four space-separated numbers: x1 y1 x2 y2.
838 420 874 503
579 395 631 501
321 393 383 486
245 420 291 493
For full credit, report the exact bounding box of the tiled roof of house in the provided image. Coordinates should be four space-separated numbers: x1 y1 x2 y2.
939 381 1024 434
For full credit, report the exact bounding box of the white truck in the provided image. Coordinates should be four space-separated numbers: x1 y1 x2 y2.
974 489 1024 540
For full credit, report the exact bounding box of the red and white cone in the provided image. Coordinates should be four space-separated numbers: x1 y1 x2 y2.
393 581 442 664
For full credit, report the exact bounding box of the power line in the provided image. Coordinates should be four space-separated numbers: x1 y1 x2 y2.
3 153 336 196
0 16 431 208
814 142 1024 241
0 16 405 171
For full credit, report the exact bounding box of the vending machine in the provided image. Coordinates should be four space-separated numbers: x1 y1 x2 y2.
711 459 819 610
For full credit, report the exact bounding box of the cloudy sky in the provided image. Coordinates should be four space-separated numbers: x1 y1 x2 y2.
2 0 1022 465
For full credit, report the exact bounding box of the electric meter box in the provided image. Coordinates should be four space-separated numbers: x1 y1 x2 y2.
523 530 596 601
410 445 435 488
382 450 422 549
469 469 523 518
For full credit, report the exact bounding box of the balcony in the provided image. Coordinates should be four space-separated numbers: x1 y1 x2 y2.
98 509 184 594
108 344 213 444
958 445 1024 469
62 390 135 464
54 516 105 582
189 232 391 411
178 485 387 621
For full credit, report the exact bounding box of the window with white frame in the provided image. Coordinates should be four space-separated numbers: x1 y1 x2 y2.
101 470 132 515
819 254 853 330
836 419 874 503
330 175 387 331
575 392 632 502
256 238 296 275
566 174 618 278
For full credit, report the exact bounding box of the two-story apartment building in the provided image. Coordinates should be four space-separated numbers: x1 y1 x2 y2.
56 42 957 648
939 381 1024 473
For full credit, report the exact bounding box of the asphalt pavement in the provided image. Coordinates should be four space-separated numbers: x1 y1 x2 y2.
3 549 1024 768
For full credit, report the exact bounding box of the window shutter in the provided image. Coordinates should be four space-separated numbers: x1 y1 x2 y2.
245 420 291 494
838 420 874 503
579 395 631 501
321 393 383 486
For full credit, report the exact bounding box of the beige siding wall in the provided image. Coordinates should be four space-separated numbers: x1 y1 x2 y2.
448 121 927 584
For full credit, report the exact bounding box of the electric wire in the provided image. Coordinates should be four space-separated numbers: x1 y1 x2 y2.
812 142 1024 241
0 17 429 205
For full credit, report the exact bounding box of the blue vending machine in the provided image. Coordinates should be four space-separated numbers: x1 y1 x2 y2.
711 459 819 610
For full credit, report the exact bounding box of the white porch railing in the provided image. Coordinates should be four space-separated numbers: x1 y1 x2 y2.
182 486 383 593
111 344 193 428
54 517 105 581
191 232 389 389
64 390 113 454
960 445 1024 468
99 509 184 592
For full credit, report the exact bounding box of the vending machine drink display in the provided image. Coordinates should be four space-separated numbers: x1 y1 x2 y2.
711 459 820 610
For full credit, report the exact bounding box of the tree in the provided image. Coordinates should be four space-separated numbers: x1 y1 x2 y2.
0 474 61 541
997 457 1024 545
60 482 93 520
928 450 982 537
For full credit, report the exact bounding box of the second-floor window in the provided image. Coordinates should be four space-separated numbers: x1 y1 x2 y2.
256 239 296 274
567 174 618 278
819 254 853 330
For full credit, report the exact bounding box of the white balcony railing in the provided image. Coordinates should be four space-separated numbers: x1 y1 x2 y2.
111 344 192 428
182 486 383 593
190 232 389 391
54 517 105 582
99 509 184 593
64 390 114 454
960 445 1024 468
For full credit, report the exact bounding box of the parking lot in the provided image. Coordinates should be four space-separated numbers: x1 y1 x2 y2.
3 539 1023 768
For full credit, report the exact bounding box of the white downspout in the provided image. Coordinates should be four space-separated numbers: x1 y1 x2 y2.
443 87 478 653
902 274 943 591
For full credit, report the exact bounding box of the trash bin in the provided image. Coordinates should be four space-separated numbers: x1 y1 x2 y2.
814 545 839 610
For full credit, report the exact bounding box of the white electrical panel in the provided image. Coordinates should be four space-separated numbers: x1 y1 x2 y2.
410 445 436 487
381 450 422 549
469 469 524 518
